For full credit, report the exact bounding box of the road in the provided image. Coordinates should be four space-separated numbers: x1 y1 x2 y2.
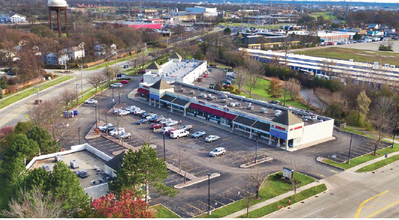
265 161 399 218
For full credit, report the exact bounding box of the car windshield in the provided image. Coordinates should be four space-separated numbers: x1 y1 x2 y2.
213 149 218 152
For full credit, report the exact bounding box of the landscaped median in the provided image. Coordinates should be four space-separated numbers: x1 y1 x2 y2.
356 154 399 172
0 75 74 109
239 184 327 218
152 204 180 218
198 172 315 218
322 144 399 170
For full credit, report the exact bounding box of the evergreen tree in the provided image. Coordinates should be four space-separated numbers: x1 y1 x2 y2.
27 125 60 154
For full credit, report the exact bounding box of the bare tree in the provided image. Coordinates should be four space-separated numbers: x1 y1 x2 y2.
235 66 248 91
177 146 192 184
2 187 64 218
59 89 76 108
286 78 301 101
240 176 256 218
250 167 264 200
28 98 63 129
243 59 263 97
87 73 107 94
371 96 395 155
103 65 116 83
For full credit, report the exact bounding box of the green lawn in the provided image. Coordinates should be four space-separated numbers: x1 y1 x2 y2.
0 76 74 109
293 47 399 67
323 144 399 170
342 127 376 139
239 184 327 218
356 154 399 172
219 22 294 29
152 205 180 218
311 12 338 20
241 78 309 110
199 172 315 218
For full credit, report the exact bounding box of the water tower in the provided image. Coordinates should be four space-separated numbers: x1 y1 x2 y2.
48 0 69 37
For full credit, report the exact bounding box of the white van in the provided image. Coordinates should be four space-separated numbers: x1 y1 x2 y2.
170 129 189 139
275 110 282 116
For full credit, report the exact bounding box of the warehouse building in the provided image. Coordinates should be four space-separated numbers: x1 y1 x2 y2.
137 79 335 151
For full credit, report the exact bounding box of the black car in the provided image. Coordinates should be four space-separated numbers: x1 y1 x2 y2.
137 119 149 125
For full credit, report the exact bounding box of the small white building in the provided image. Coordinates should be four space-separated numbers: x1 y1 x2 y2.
64 46 85 60
143 52 208 84
44 52 70 66
186 6 218 17
0 11 26 23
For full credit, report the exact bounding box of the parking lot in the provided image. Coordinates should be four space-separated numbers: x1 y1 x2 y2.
61 77 390 217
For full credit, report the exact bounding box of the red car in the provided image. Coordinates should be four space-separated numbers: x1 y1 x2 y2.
120 80 129 84
138 70 146 74
151 123 163 130
203 74 208 78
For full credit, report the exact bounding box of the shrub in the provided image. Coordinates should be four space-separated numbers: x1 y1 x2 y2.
235 88 241 95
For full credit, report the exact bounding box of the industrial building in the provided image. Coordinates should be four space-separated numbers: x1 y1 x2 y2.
143 52 207 84
137 79 335 151
245 48 399 86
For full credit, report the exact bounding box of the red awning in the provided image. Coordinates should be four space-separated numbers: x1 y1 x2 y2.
224 113 237 120
211 109 226 117
137 88 149 95
200 106 213 113
189 103 201 110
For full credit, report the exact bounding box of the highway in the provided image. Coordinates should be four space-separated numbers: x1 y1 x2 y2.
265 162 399 218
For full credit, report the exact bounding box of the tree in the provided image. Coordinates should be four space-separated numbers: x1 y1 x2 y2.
87 73 107 94
243 59 263 97
26 125 60 154
30 25 56 38
267 77 283 98
0 86 3 102
353 32 362 41
103 65 116 83
250 167 263 200
371 96 395 155
223 27 232 35
26 17 37 25
2 186 64 218
235 66 248 91
91 188 153 218
7 134 40 165
0 76 8 89
193 49 205 60
50 162 89 216
28 98 63 130
109 146 178 202
60 89 76 108
286 78 301 101
356 90 371 126
0 125 14 140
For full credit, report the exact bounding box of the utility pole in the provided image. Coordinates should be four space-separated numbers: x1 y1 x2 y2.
347 133 353 164
75 84 79 106
79 42 85 94
112 87 115 103
78 127 81 144
255 135 259 164
393 119 398 148
94 105 98 128
163 132 166 161
207 173 212 215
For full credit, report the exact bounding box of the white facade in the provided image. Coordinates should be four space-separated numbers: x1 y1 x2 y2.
143 59 207 85
186 6 218 17
64 47 85 60
302 119 334 145
0 12 26 23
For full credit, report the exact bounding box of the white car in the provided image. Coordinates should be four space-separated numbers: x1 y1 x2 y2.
85 99 98 104
162 127 174 134
118 110 130 116
125 106 137 111
159 118 172 125
98 123 113 132
165 120 179 127
133 108 142 115
209 147 226 157
170 129 189 139
110 83 123 88
136 109 146 115
205 135 220 143
113 108 121 114
109 128 125 136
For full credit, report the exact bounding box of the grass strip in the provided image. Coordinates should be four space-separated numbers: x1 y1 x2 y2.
0 76 74 109
323 144 399 170
199 172 314 218
152 204 180 218
356 154 399 172
239 184 327 218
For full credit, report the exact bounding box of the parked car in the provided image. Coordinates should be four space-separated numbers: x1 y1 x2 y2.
180 125 193 131
151 123 164 130
205 135 221 143
113 108 122 114
137 118 149 125
166 120 179 127
159 118 172 125
110 83 123 88
106 126 116 132
192 131 206 138
170 129 189 139
138 70 146 74
164 128 177 136
85 99 98 104
133 108 142 115
120 80 129 84
110 128 125 136
136 109 146 115
153 115 165 123
209 147 226 157
125 106 137 111
118 110 130 116
98 123 113 132
34 99 42 105
119 132 131 139
275 110 282 116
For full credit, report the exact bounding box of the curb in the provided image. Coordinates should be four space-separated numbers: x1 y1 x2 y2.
152 204 182 218
240 157 274 168
316 156 346 171
174 173 221 189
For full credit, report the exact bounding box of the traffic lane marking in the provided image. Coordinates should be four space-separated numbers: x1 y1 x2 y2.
354 190 389 218
0 105 28 127
366 199 399 218
302 207 325 218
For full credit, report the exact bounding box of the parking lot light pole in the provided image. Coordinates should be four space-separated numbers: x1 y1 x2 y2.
207 172 211 215
94 105 98 128
255 136 259 164
347 133 353 164
75 84 79 106
392 119 398 148
78 127 81 144
112 87 115 103
163 132 166 161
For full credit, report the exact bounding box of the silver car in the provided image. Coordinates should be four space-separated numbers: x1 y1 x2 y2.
209 147 226 157
205 135 220 143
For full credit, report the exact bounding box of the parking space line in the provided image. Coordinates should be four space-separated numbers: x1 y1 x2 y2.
186 202 205 214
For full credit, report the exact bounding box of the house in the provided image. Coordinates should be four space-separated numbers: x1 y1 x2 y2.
367 23 380 30
94 44 105 56
0 11 26 23
44 52 70 66
64 46 85 60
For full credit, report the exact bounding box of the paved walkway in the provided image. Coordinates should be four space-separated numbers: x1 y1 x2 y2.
224 181 322 218
347 150 399 172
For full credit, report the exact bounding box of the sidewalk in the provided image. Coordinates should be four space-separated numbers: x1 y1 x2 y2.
347 150 399 172
223 181 322 218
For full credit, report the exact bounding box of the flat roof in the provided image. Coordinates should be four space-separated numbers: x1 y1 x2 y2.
158 60 204 79
30 151 107 189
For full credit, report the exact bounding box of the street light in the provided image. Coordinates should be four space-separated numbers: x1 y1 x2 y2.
163 132 166 161
393 119 398 148
78 42 85 94
94 105 98 128
255 135 259 164
347 133 353 164
75 84 79 106
112 87 115 103
111 44 118 76
207 172 212 215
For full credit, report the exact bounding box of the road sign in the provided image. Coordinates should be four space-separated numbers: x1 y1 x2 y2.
385 152 388 159
283 167 293 179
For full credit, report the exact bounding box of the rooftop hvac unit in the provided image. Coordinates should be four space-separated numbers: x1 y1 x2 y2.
42 165 51 172
70 160 79 169
54 155 63 162
260 108 267 113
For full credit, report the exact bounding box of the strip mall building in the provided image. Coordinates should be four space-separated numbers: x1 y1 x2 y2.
137 79 335 151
